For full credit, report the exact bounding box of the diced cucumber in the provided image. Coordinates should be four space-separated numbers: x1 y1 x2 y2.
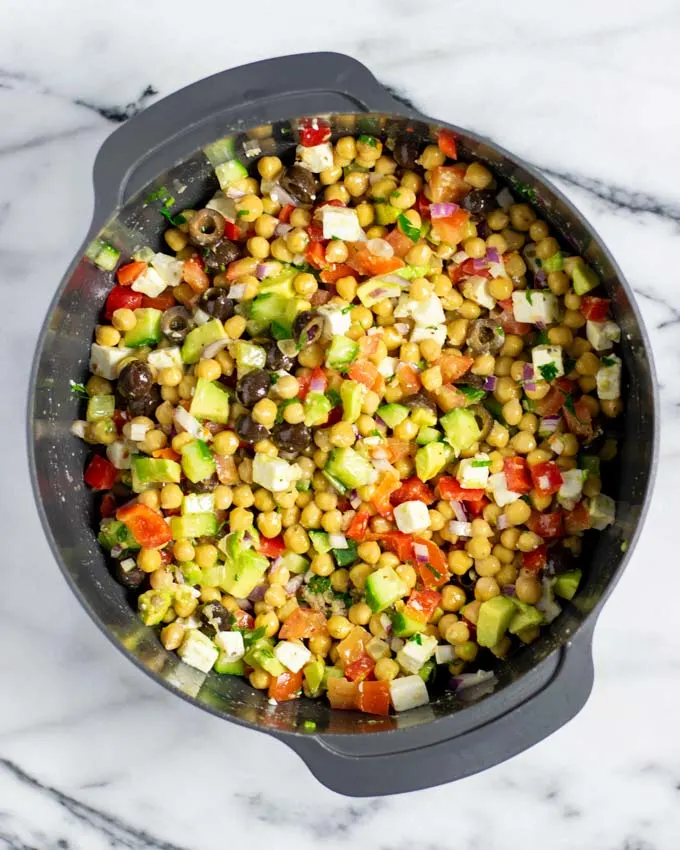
391 610 427 638
123 308 162 348
377 403 409 428
259 266 297 297
325 335 359 370
281 552 310 575
189 378 230 424
304 659 326 696
554 569 582 601
98 518 140 551
86 394 115 422
92 242 120 271
322 469 349 495
440 408 481 456
332 541 358 567
341 380 365 423
131 456 181 492
365 566 408 613
304 392 332 427
308 530 331 554
170 513 218 539
325 447 377 489
250 645 285 677
181 439 215 483
250 293 289 326
182 319 227 364
214 656 245 675
214 159 248 189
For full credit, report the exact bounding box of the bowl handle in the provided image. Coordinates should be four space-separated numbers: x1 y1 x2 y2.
286 621 596 796
91 52 410 230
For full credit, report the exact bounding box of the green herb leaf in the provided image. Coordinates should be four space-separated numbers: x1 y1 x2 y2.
145 186 173 204
340 305 353 314
326 388 341 408
276 398 298 424
410 633 423 645
369 429 383 438
564 356 576 375
564 394 576 415
239 625 267 646
270 320 292 341
536 330 550 346
471 459 492 468
602 356 615 367
526 289 534 305
269 372 280 385
397 212 421 242
426 561 443 580
302 720 317 732
69 380 89 399
538 362 559 382
308 575 331 594
357 134 378 148
457 386 486 404
160 208 186 227
236 209 248 218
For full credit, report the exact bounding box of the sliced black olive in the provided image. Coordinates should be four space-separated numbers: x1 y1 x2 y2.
280 165 318 205
202 601 233 632
462 189 496 216
118 360 153 401
470 404 493 442
188 208 225 247
393 137 421 169
186 475 219 494
126 385 161 418
203 238 242 271
476 219 490 240
458 373 486 389
236 414 269 444
545 546 577 576
264 341 295 372
236 369 271 407
272 422 312 453
403 392 438 415
297 314 325 347
160 306 191 343
467 318 505 354
199 288 235 322
114 562 145 589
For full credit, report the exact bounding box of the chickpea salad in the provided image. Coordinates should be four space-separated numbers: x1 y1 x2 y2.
74 121 621 716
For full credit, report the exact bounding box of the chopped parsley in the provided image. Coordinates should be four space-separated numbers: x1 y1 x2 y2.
538 362 559 382
496 326 505 337
357 134 378 148
369 429 383 438
525 289 534 305
458 386 486 404
410 633 423 645
236 209 249 218
509 178 539 205
270 320 292 341
397 212 421 242
426 562 443 580
326 388 341 408
340 305 353 314
269 372 280 385
564 394 576 415
237 625 267 646
564 356 576 375
536 330 550 346
276 398 298 423
160 208 186 227
602 356 616 367
471 459 492 468
308 575 331 594
69 380 89 399
145 186 173 204
295 479 311 492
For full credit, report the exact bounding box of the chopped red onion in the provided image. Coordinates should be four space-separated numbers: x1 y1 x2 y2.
373 414 387 430
348 490 361 509
275 222 293 237
269 183 298 207
501 584 516 597
379 613 393 634
535 321 547 330
497 513 509 530
522 363 534 382
452 250 468 264
226 185 247 200
535 269 547 287
472 258 488 272
450 670 498 695
234 598 253 612
174 406 209 441
413 543 430 563
248 584 267 602
430 202 459 219
373 458 393 473
450 500 467 523
285 574 305 595
110 544 124 560
483 375 497 391
486 247 500 264
309 376 325 394
256 262 281 281
366 238 394 259
539 415 560 436
227 283 247 300
390 637 405 653
394 322 410 336
449 520 472 538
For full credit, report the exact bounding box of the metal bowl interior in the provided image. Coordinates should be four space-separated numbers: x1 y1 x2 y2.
29 112 656 737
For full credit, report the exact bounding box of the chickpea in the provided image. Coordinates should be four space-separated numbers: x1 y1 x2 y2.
509 203 536 231
489 276 513 301
516 573 542 604
504 499 532 526
510 430 537 454
258 511 283 539
195 358 221 381
441 584 466 612
375 658 400 681
502 399 523 426
419 144 446 169
254 214 278 239
463 236 487 259
138 548 161 573
466 536 492 560
458 300 481 320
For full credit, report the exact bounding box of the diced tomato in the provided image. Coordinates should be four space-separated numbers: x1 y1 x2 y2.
104 286 143 320
357 680 390 715
527 511 564 539
448 263 466 284
345 653 375 683
563 397 594 441
279 608 328 640
232 609 254 630
436 129 458 159
412 537 449 589
357 334 381 359
372 471 400 517
116 261 147 286
405 589 441 622
320 263 354 284
437 476 484 502
299 118 331 147
438 353 474 384
376 531 415 562
306 219 326 242
460 257 489 278
142 291 176 310
84 455 117 490
116 503 172 549
391 477 435 507
384 438 413 462
337 627 371 668
348 360 379 390
182 257 210 294
396 363 421 394
431 209 470 246
417 192 431 219
465 494 488 517
305 241 326 269
269 669 303 702
386 227 413 257
354 251 405 277
429 166 470 204
534 387 567 417
521 545 548 574
346 510 371 541
503 457 532 493
580 296 610 322
530 461 564 496
564 500 591 534
258 534 286 559
327 677 359 710
99 492 116 518
278 203 295 224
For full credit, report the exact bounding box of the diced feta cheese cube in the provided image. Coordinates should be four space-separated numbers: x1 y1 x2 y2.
512 290 558 325
435 644 456 664
532 344 564 380
274 640 312 673
89 344 135 381
252 454 299 492
589 493 616 530
377 357 398 378
297 142 334 173
150 253 184 287
557 468 585 510
183 493 215 514
119 557 137 573
393 500 430 534
389 675 430 712
131 266 168 298
206 192 236 220
147 346 182 371
586 320 621 352
177 630 219 673
596 355 622 400
488 472 521 507
321 206 363 241
397 634 438 674
106 440 133 470
457 454 491 489
463 275 496 311
395 294 446 327
214 630 245 661
410 324 447 347
318 304 352 337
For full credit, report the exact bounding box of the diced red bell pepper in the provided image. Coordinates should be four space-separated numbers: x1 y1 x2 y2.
412 537 449 589
527 511 565 539
357 680 391 715
232 609 254 630
327 677 359 710
503 457 533 494
460 257 490 278
429 166 470 204
116 503 172 549
269 670 303 702
345 653 375 683
142 291 176 311
116 260 147 286
279 608 329 640
320 263 354 284
183 257 210 294
438 353 474 384
278 203 295 224
405 588 441 622
417 192 431 219
386 227 414 257
580 296 610 322
437 476 484 502
258 534 286 559
448 263 466 284
530 461 564 496
347 510 371 541
465 494 488 517
84 455 117 490
299 118 331 147
563 397 594 441
564 500 591 534
436 129 458 159
99 492 117 518
224 220 247 241
376 531 415 563
372 471 400 517
104 286 143 320
431 210 470 246
305 241 326 269
521 545 548 574
391 477 435 507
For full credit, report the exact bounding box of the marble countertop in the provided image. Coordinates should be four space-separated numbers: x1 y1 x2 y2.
2 0 680 846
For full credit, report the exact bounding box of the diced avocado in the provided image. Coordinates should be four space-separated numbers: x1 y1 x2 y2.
250 292 289 326
572 260 600 295
182 319 227 365
377 403 409 428
356 278 402 308
281 551 309 575
169 512 218 539
137 589 173 626
181 439 215 483
365 566 408 613
325 335 359 370
250 645 285 677
131 456 181 491
416 426 441 446
86 394 115 422
214 656 245 675
234 340 266 376
477 596 517 648
374 203 400 225
98 518 140 551
440 408 481 456
308 530 331 554
201 563 227 587
304 392 332 427
124 308 162 348
325 447 377 490
179 561 203 585
221 549 269 597
214 158 248 189
304 659 326 696
259 266 296 297
509 600 544 635
189 378 230 424
415 441 454 482
542 251 564 273
341 380 365 423
410 408 438 428
391 609 428 638
554 569 582 601
332 540 358 567
91 242 120 271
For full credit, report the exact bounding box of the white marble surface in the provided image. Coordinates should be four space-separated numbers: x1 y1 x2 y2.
2 0 680 846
